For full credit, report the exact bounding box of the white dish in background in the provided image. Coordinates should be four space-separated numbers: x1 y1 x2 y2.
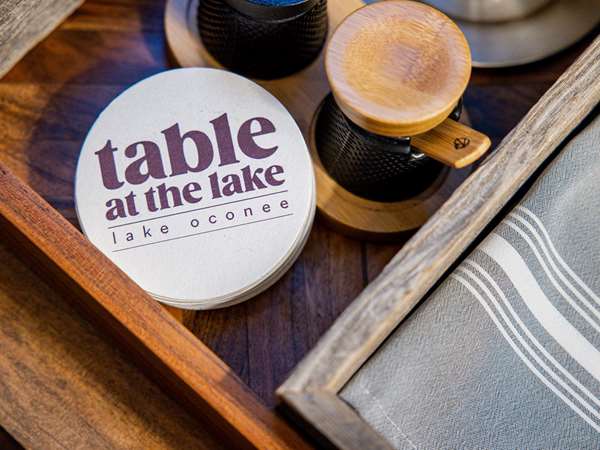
422 0 600 67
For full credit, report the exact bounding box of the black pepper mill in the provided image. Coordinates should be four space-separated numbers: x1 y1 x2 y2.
197 0 328 79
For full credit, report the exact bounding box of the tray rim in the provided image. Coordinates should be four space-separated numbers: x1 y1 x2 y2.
1 1 597 449
277 35 600 450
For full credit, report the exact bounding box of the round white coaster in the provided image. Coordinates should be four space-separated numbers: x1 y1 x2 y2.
75 68 315 309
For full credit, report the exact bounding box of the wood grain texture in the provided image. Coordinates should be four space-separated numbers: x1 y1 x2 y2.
283 391 392 450
0 0 355 416
280 34 600 398
412 118 491 168
190 222 365 406
326 0 471 137
0 242 226 450
0 165 310 450
0 0 594 445
0 0 83 79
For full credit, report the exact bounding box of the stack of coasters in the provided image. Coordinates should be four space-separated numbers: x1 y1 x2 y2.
75 68 315 309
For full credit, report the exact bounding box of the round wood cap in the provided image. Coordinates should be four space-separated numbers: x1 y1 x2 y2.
325 0 471 137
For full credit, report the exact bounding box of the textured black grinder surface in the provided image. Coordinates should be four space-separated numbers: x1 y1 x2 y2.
197 0 328 79
315 94 444 202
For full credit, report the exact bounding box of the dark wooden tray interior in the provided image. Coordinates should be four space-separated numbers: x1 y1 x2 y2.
0 0 595 413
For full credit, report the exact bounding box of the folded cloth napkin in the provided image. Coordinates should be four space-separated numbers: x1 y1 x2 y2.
341 113 600 449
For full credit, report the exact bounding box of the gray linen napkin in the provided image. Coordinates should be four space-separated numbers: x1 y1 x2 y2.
341 114 600 449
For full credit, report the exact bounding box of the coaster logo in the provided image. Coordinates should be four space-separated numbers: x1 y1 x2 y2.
454 137 470 150
94 113 286 221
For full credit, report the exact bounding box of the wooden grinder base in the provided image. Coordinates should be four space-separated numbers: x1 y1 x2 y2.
164 0 474 240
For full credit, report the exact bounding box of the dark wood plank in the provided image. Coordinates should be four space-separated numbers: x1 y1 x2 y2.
245 222 364 407
283 391 392 450
0 241 225 450
187 221 364 408
1 30 167 84
0 160 310 449
66 0 166 32
191 305 251 389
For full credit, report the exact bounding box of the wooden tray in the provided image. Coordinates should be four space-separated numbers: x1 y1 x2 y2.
0 0 598 448
279 36 600 449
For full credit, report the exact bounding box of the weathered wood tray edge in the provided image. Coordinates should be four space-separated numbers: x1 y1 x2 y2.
0 170 309 450
0 1 311 448
1 1 597 448
277 35 600 450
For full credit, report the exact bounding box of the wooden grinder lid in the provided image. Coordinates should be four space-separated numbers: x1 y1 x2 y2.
325 0 472 137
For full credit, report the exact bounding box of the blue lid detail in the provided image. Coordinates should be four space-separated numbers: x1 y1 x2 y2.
244 0 308 6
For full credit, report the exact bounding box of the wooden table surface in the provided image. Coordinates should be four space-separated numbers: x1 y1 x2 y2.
0 0 596 447
0 241 227 450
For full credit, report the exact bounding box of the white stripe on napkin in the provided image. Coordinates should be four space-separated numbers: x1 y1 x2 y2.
515 206 600 310
481 233 600 383
462 259 600 410
503 216 600 331
452 272 600 432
